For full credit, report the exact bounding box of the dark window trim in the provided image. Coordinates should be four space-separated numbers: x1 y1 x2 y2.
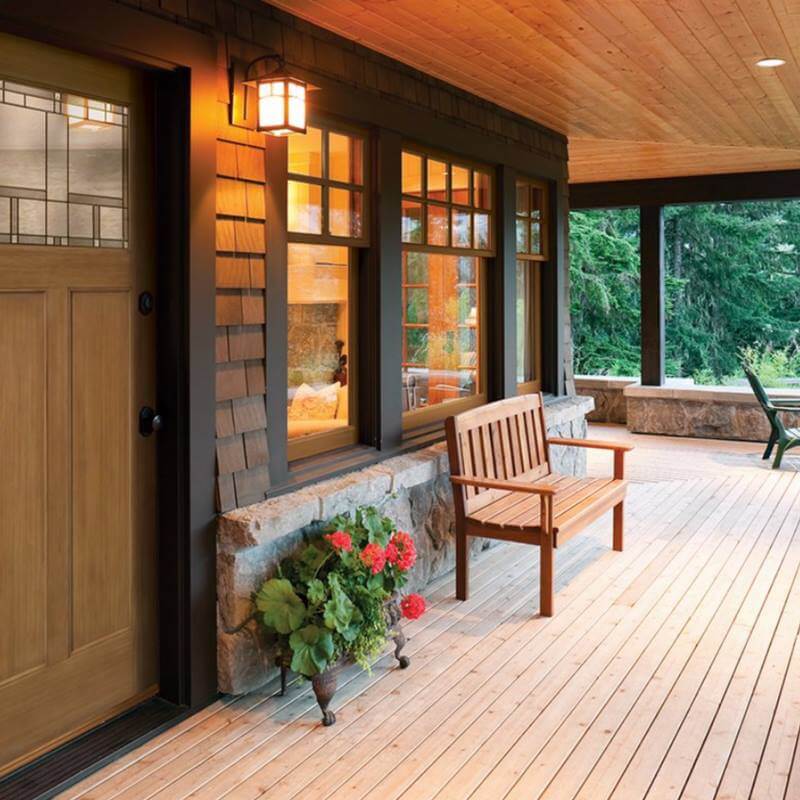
288 115 371 247
0 0 220 711
267 135 566 495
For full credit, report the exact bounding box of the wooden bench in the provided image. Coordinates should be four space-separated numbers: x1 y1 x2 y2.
444 394 633 616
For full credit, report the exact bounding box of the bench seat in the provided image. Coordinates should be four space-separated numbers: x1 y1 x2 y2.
468 474 627 546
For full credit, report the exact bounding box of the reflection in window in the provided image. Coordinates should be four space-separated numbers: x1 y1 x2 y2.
516 179 547 258
516 259 540 386
288 180 322 234
402 252 480 412
0 79 128 248
401 149 492 251
287 125 365 240
287 243 351 441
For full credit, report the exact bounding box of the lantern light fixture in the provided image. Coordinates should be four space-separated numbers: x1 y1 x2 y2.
242 54 310 136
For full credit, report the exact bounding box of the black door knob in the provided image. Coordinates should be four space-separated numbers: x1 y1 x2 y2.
139 406 163 437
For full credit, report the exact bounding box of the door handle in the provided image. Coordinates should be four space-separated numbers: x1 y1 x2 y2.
139 406 163 437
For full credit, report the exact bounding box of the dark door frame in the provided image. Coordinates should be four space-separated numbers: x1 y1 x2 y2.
0 0 219 709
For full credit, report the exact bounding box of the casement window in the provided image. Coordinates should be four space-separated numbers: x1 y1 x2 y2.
400 148 492 428
286 123 367 460
515 178 548 393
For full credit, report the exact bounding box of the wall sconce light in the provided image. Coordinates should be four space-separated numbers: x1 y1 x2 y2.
233 54 313 136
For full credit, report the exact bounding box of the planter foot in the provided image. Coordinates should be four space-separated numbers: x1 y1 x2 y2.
312 668 338 727
393 623 410 669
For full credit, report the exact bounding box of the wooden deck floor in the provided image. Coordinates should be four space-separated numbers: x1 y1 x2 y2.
58 428 800 800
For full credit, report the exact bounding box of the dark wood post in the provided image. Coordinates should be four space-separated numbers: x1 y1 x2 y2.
365 128 404 450
264 136 289 485
541 179 567 396
490 164 518 401
640 204 665 386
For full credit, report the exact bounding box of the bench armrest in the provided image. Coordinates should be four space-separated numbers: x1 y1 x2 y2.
548 436 631 480
547 437 634 452
449 475 556 496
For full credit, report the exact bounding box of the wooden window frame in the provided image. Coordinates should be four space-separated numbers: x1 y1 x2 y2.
514 176 548 395
515 177 549 262
401 145 495 258
516 258 542 394
287 120 369 248
286 244 359 461
401 250 488 431
400 145 494 431
283 118 370 463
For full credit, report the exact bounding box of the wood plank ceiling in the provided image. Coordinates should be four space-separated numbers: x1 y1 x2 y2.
268 0 800 183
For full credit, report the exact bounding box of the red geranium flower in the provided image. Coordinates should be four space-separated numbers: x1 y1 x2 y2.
385 540 399 565
400 593 426 620
390 531 417 572
324 530 353 552
360 542 386 575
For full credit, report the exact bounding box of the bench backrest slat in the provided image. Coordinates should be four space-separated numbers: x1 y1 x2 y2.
445 394 550 516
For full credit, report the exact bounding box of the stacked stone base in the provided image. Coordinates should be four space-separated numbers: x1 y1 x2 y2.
217 395 593 695
575 377 800 442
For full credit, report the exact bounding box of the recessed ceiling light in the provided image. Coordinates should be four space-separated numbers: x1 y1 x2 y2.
756 57 786 68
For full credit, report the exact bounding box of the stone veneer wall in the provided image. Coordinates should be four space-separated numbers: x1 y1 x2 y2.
217 395 593 694
625 385 800 442
575 376 637 424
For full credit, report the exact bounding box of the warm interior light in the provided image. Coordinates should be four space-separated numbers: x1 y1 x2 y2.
755 57 786 68
257 76 307 135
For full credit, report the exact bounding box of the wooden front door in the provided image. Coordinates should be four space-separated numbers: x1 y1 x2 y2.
0 33 158 774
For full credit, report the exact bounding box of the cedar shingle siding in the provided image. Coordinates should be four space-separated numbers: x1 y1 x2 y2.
116 0 567 512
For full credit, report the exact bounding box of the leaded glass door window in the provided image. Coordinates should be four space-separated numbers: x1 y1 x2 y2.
0 79 128 248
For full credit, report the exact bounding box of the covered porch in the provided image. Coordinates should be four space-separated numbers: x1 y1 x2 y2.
1 0 799 794
54 428 800 800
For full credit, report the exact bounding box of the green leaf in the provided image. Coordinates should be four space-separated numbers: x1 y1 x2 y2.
307 578 326 606
362 507 390 546
255 578 306 634
295 544 327 583
289 624 334 677
323 574 355 633
367 571 386 594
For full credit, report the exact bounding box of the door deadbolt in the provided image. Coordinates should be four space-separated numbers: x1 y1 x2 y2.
139 406 163 437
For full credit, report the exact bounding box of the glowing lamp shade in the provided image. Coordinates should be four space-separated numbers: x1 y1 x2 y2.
257 77 307 135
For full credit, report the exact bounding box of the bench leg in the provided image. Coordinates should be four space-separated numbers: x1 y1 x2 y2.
540 535 554 617
456 529 468 601
613 501 624 551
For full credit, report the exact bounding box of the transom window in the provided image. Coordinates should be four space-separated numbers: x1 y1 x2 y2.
287 124 366 242
401 150 492 252
516 179 547 260
0 78 128 248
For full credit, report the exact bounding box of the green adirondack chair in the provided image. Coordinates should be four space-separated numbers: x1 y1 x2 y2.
743 364 800 469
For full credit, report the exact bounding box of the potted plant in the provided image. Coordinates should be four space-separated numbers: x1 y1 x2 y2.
255 505 426 725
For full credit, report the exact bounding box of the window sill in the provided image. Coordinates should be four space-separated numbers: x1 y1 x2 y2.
271 433 445 500
266 393 586 501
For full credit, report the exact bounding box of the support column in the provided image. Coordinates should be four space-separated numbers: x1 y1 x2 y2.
365 128 403 450
640 205 665 386
541 178 567 396
490 164 518 401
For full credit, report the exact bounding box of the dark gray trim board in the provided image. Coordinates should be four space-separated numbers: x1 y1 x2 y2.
570 169 800 209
